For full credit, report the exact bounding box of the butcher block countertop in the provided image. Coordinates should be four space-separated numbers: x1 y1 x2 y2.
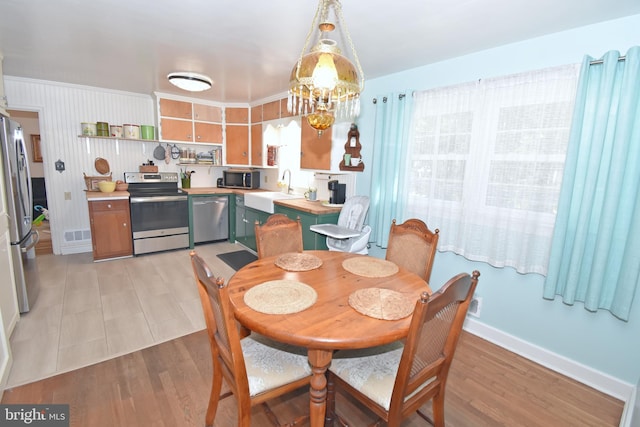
273 198 342 215
85 190 130 201
181 187 262 195
181 187 342 215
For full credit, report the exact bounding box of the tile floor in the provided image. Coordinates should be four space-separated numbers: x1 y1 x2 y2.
7 241 242 387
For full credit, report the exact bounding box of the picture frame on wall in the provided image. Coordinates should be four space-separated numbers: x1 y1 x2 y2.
31 134 42 162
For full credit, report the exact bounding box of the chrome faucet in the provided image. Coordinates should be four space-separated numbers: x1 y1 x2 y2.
282 169 292 194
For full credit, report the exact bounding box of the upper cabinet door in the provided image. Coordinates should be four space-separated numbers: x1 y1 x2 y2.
226 107 249 124
159 99 192 119
262 100 280 122
226 125 249 165
160 118 193 142
300 119 331 170
194 104 222 123
250 123 263 167
251 105 263 123
194 122 223 143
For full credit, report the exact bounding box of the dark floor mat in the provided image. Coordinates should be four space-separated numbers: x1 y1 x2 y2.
217 250 258 271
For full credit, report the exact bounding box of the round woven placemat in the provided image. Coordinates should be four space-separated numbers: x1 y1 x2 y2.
275 252 323 272
348 288 414 320
244 280 317 315
342 257 399 278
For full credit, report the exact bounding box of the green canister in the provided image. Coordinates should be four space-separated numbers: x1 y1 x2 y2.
96 121 109 136
140 125 155 140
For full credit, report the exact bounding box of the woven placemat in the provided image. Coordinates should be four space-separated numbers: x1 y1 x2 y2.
348 288 414 320
275 252 323 272
244 280 317 315
342 257 399 278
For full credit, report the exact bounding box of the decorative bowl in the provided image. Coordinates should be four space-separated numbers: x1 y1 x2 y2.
115 183 129 191
98 181 116 193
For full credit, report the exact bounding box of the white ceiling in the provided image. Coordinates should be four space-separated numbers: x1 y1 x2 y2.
1 0 639 104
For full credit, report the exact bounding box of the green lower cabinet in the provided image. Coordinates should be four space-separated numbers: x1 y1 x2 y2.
274 205 340 250
238 206 270 252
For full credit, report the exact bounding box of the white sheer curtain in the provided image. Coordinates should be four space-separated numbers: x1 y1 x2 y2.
404 64 580 274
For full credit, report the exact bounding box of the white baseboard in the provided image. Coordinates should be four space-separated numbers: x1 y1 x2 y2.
463 318 634 403
619 385 637 427
60 243 92 255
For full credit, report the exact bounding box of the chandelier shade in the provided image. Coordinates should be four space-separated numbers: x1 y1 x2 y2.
288 0 364 134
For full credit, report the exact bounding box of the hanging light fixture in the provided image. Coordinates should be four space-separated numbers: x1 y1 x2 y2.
167 72 213 92
288 0 364 136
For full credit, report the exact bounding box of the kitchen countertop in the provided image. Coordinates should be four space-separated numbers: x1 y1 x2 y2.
85 190 130 201
83 187 341 214
181 187 265 195
181 187 342 215
273 198 342 215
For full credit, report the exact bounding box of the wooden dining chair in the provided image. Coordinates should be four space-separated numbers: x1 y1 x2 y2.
327 270 480 427
255 213 303 259
190 251 312 427
385 218 440 283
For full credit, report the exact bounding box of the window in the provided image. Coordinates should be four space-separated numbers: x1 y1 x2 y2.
405 64 580 274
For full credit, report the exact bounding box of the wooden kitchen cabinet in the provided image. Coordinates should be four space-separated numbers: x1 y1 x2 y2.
158 97 224 146
262 100 281 121
194 104 222 122
88 199 133 260
250 123 263 166
300 118 331 170
160 117 193 142
226 107 249 124
226 124 249 165
194 122 223 143
251 105 262 123
159 98 192 119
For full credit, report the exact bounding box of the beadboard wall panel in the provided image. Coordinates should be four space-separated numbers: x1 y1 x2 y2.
4 77 158 254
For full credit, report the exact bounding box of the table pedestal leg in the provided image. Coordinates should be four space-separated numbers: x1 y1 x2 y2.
307 349 333 427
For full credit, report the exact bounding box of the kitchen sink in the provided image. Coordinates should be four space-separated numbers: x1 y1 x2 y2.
244 191 304 214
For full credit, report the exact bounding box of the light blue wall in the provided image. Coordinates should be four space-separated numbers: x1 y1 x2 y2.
356 14 640 385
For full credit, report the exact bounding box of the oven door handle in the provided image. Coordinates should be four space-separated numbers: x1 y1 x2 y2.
130 196 188 203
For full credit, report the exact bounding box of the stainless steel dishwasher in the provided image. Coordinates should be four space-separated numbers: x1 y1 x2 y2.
192 196 229 244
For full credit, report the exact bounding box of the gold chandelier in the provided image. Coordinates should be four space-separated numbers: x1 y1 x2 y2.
288 0 364 135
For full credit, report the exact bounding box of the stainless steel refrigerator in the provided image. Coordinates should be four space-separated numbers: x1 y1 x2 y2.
1 114 40 313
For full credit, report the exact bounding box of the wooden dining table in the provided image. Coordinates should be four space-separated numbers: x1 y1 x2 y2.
226 250 430 427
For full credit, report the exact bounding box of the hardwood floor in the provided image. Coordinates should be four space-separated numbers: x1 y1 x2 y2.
1 329 623 426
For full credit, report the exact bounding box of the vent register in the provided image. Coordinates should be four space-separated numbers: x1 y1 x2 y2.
64 229 92 242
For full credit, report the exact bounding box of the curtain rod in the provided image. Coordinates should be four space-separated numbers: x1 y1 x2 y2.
589 55 626 65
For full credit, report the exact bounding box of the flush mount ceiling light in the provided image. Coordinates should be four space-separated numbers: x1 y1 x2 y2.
288 0 364 136
167 72 213 92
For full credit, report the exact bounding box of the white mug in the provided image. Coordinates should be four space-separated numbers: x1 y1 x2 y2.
350 157 362 167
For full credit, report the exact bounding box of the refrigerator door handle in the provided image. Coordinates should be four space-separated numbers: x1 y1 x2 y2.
21 229 40 253
17 128 34 223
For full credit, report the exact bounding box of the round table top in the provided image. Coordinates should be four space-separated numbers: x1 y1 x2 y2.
227 250 430 351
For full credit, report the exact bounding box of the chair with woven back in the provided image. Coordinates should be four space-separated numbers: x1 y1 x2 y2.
255 213 304 259
327 270 480 427
190 251 312 426
385 218 440 283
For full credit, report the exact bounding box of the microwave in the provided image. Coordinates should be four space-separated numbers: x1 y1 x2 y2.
223 169 260 189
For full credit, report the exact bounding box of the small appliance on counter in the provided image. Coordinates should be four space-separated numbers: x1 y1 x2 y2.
328 180 346 205
222 169 260 189
217 177 224 188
